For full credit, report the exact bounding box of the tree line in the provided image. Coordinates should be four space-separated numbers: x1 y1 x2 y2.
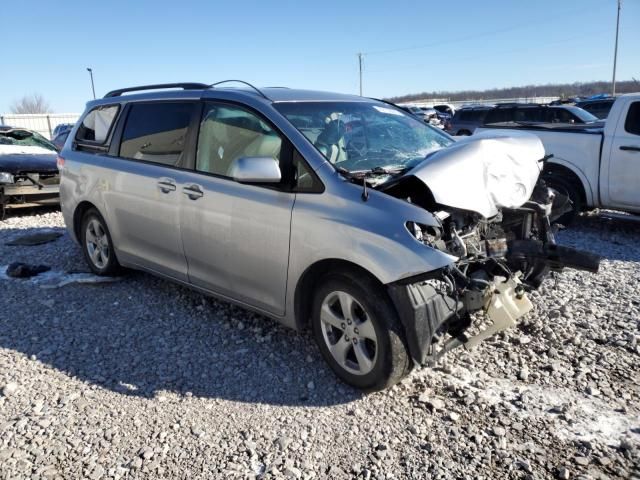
386 80 640 103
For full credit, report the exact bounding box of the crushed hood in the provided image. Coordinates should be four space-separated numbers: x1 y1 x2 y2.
0 145 58 174
405 130 545 218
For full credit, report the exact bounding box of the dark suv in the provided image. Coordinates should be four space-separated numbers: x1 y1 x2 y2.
483 104 599 125
445 106 492 135
575 98 615 119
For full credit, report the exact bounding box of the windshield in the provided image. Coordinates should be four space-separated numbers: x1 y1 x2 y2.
0 129 57 152
275 101 453 172
565 106 599 123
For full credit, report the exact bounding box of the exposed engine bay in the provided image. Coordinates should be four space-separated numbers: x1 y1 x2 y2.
374 144 601 365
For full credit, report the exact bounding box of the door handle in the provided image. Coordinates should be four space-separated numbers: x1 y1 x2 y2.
182 184 203 200
620 145 640 152
157 178 176 193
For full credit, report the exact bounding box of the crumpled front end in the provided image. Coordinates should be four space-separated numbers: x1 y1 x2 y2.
379 132 600 365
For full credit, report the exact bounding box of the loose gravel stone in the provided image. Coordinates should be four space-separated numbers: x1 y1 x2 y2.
0 210 638 479
1 382 18 396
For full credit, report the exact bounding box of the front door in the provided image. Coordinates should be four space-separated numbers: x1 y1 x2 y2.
180 102 295 315
606 100 640 210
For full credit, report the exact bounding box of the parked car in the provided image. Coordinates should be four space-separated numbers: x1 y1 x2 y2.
477 93 640 223
419 107 444 128
575 98 615 119
433 104 455 116
397 104 427 120
0 126 60 216
52 130 71 151
482 103 600 126
445 106 493 135
59 82 598 390
52 123 75 139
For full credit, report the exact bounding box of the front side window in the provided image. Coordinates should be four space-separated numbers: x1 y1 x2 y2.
119 102 195 166
196 103 283 177
76 105 119 144
625 102 640 135
275 101 452 173
484 108 511 124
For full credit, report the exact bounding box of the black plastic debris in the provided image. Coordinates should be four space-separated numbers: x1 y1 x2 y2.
5 231 63 246
6 262 51 278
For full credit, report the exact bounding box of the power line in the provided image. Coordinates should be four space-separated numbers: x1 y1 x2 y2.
366 29 610 75
362 3 610 57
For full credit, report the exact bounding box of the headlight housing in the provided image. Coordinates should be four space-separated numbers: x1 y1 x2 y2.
0 172 15 184
485 157 533 208
406 221 441 246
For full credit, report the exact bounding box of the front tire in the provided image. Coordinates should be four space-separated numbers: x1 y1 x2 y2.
80 208 122 276
543 174 583 226
311 272 412 391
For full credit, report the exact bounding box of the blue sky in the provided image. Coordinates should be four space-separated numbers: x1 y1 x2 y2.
1 0 638 112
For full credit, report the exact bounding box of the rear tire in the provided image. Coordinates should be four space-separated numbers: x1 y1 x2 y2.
311 272 412 391
80 208 122 276
457 129 471 136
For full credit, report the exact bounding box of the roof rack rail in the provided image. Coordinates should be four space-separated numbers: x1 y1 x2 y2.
208 80 270 100
103 82 209 98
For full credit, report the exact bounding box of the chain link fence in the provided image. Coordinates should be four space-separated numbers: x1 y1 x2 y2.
0 113 81 140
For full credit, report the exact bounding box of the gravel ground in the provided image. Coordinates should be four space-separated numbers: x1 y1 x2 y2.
0 209 638 480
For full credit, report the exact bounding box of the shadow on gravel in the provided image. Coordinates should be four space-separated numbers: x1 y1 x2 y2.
558 213 640 263
0 225 363 407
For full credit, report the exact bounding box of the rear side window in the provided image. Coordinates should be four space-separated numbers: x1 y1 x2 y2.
624 102 640 135
119 102 195 166
75 105 119 149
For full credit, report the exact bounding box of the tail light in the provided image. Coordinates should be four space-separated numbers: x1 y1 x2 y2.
56 155 65 169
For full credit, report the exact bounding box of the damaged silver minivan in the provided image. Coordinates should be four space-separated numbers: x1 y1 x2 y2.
59 82 599 390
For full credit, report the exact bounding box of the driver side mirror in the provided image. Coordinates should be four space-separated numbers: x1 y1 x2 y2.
228 156 281 184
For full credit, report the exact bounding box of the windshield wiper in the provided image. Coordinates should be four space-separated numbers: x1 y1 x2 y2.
337 166 407 201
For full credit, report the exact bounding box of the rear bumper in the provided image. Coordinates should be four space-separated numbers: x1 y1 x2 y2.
1 184 60 208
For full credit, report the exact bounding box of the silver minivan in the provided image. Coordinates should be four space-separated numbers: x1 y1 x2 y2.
59 82 599 390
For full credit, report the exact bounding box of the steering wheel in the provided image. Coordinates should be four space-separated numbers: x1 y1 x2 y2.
345 127 368 158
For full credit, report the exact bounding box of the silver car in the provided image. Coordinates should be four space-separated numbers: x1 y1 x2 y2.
59 82 599 390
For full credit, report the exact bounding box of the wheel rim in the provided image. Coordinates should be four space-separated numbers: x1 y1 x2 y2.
85 218 110 269
320 291 378 376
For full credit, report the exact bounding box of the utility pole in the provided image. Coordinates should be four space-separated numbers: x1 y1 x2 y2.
612 0 621 96
357 53 364 96
87 67 96 99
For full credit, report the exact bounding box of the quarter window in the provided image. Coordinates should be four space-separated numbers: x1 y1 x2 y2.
624 102 640 135
76 105 119 145
196 103 282 177
119 102 195 166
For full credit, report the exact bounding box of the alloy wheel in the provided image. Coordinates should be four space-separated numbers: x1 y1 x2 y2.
85 218 110 269
319 291 378 376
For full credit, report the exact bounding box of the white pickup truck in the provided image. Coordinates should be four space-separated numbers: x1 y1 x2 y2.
477 93 640 222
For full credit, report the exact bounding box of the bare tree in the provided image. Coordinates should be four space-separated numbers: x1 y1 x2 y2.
10 94 52 114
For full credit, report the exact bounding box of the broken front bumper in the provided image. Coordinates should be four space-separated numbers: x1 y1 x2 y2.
388 241 600 366
1 183 60 209
388 275 532 366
